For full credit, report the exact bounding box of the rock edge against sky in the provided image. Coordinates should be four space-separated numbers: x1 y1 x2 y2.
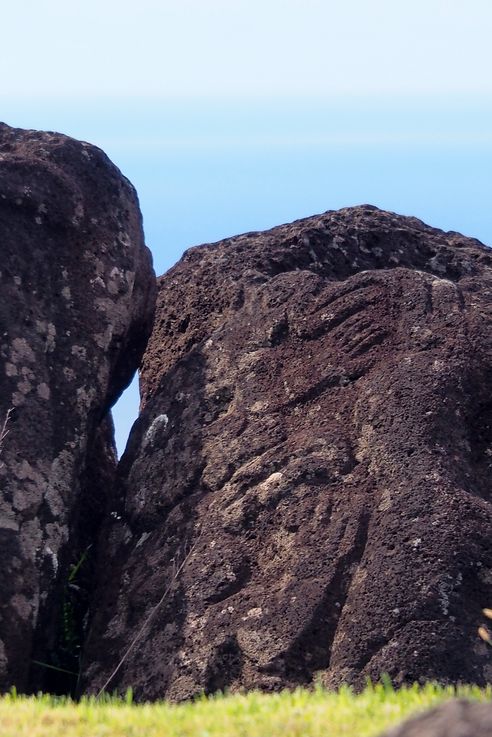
0 123 491 700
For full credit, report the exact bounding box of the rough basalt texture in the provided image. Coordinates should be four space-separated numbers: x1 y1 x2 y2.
379 699 492 737
0 123 156 691
83 205 492 700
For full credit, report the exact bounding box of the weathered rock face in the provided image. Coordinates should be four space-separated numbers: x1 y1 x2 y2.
83 206 492 700
0 123 156 691
379 699 492 737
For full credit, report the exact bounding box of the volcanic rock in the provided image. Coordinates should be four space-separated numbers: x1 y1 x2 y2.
0 123 156 691
83 205 492 700
379 699 492 737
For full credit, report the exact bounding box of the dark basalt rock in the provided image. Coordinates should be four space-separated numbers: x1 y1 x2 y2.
0 123 156 692
379 699 492 737
82 205 492 700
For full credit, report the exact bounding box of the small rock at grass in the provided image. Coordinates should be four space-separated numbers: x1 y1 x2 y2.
379 699 492 737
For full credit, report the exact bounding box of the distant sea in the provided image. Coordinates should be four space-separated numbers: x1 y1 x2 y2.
3 95 491 453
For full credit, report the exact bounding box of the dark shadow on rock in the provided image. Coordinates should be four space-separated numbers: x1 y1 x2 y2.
79 349 208 701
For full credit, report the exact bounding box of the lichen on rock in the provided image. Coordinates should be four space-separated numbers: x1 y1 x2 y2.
0 122 156 692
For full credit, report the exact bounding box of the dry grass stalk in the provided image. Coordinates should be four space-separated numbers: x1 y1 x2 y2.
478 608 492 646
96 537 199 698
478 625 492 645
0 408 13 464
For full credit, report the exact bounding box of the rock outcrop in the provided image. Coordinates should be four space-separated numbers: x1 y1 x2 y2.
379 699 492 737
83 205 492 700
0 123 156 692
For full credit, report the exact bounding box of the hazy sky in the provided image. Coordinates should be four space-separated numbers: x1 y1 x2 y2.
2 1 491 454
3 0 492 97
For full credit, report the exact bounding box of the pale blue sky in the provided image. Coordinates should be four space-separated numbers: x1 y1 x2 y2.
2 1 491 454
2 0 492 97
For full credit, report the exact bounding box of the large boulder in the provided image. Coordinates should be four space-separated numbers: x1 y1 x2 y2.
82 205 492 700
379 699 492 737
0 123 156 691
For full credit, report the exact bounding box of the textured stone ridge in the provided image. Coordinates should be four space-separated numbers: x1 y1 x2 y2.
83 206 492 700
0 123 156 691
379 699 492 737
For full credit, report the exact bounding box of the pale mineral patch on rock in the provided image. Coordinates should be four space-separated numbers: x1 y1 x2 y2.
36 383 50 400
0 121 156 692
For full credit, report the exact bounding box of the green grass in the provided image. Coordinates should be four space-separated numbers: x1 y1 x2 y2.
0 683 490 737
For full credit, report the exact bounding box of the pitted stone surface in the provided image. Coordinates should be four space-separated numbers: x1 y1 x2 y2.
0 122 156 691
83 206 492 700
